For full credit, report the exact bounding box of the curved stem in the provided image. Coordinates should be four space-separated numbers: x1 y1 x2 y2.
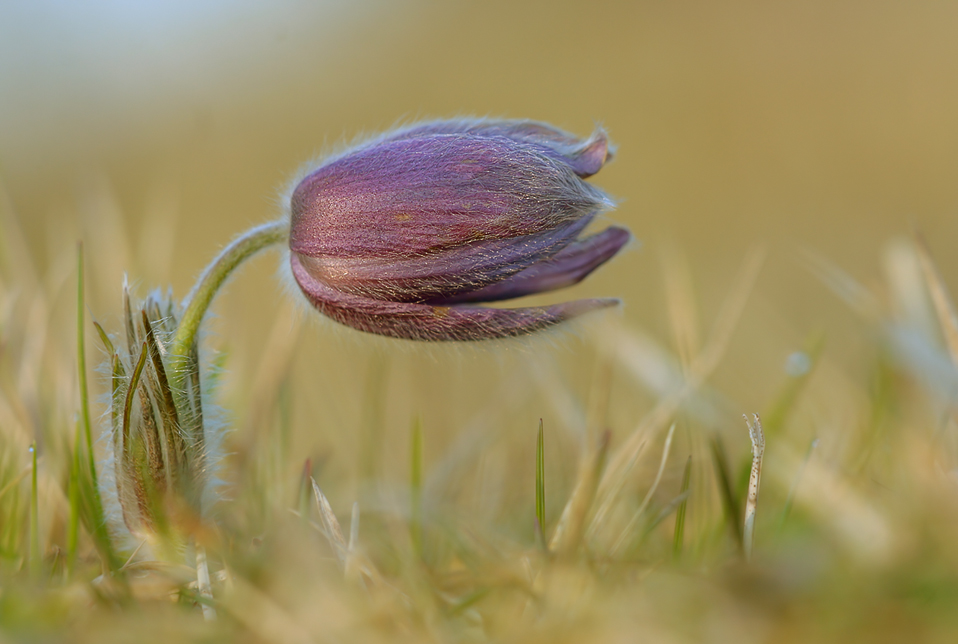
170 220 288 362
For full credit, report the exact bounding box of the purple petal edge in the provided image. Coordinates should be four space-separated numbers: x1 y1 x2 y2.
378 119 614 178
432 226 631 304
291 254 618 341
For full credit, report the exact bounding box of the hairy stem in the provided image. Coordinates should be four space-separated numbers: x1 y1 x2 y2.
169 220 287 371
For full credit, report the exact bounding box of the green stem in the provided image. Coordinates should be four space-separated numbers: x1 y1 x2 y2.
169 220 288 367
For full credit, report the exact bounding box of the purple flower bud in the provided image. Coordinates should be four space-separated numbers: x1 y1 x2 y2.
288 119 630 341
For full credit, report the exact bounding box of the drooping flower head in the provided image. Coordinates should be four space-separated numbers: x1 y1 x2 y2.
288 119 630 341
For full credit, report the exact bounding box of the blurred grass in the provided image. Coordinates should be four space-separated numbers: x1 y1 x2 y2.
2 176 958 641
3 1 958 642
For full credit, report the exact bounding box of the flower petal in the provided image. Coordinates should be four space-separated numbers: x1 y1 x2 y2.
291 254 618 341
292 213 597 302
564 131 612 178
432 226 631 304
290 135 611 260
381 119 614 177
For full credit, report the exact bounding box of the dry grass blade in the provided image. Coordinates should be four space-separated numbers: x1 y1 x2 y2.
345 502 362 585
591 246 765 537
585 358 614 446
743 414 765 561
195 544 216 621
804 250 881 320
610 423 676 555
771 442 894 563
244 300 302 438
222 576 314 644
311 477 347 568
913 233 958 368
661 243 700 373
549 431 610 556
690 246 765 376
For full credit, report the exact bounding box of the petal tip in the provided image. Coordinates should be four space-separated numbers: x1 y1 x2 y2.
570 130 614 178
549 297 622 320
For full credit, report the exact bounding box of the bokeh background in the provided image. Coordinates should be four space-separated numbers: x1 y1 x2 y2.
3 0 958 514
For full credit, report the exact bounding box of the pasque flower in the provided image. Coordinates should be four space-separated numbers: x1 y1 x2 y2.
288 119 631 341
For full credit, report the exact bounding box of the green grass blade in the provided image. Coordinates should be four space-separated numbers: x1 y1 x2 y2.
647 490 692 540
763 331 825 436
77 244 118 569
410 416 423 559
297 459 313 525
711 436 744 554
672 455 692 560
66 420 81 575
92 320 115 356
535 419 546 550
779 438 819 528
77 244 99 498
30 441 40 578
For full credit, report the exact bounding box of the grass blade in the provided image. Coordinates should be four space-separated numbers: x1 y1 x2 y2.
672 455 692 560
77 244 97 494
647 490 691 541
780 438 818 528
914 232 958 367
710 436 743 554
311 477 347 568
30 441 40 578
743 414 766 561
297 459 313 525
535 419 546 550
77 244 118 570
763 331 826 437
196 543 216 621
66 421 81 575
550 431 610 556
661 243 701 372
595 247 764 532
92 320 115 356
410 416 423 559
612 423 676 555
737 331 823 496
